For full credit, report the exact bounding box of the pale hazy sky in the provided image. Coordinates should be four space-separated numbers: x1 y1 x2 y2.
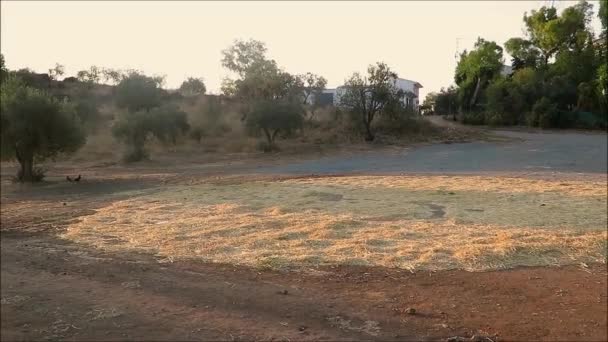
0 1 602 98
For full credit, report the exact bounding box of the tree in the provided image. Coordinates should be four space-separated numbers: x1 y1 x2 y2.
101 68 124 85
115 72 163 113
434 86 459 119
0 77 85 182
221 39 268 77
48 63 65 82
340 62 403 141
112 72 189 160
523 1 594 66
245 100 304 151
455 38 504 110
76 66 101 84
179 77 206 97
0 53 7 82
505 38 541 70
148 104 190 145
221 39 303 112
299 72 327 120
300 72 327 104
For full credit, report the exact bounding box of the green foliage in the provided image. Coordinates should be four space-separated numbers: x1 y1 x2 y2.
112 104 190 161
245 100 304 151
434 86 458 117
112 71 188 161
180 77 206 97
484 77 525 125
112 110 151 162
12 69 51 90
455 38 504 110
221 39 268 77
148 104 190 145
115 72 163 112
530 97 559 128
340 62 403 141
505 38 540 70
0 53 7 82
442 1 604 130
597 63 608 108
523 1 593 65
221 39 305 115
1 77 85 181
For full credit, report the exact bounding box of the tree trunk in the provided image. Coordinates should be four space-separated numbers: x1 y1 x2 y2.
470 76 482 108
19 155 34 182
363 114 374 142
263 128 273 146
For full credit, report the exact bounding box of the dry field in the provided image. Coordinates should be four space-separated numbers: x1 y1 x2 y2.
58 175 607 272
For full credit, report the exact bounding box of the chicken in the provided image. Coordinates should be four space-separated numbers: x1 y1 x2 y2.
66 176 73 182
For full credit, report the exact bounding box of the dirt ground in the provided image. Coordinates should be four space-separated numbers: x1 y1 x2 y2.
1 131 607 341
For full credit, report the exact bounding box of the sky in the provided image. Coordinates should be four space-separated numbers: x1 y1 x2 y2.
0 1 603 99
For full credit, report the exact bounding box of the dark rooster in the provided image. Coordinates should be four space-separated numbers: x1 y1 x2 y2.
66 175 82 182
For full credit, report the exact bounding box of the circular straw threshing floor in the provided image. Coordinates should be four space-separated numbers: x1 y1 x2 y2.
62 175 608 271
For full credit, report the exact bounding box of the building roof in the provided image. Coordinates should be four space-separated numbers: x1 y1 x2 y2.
397 78 423 88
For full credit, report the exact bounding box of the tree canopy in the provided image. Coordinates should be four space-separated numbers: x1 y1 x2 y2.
0 77 85 181
340 62 403 141
179 77 206 97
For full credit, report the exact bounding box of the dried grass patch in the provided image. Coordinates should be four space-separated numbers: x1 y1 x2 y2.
61 176 607 271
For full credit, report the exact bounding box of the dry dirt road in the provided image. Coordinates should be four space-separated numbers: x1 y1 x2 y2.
257 121 607 175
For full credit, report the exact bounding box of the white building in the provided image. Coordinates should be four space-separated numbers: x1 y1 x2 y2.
310 77 423 110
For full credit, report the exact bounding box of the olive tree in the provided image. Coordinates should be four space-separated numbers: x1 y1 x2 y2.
115 72 163 112
245 100 304 151
221 39 305 119
340 62 403 141
179 77 206 97
112 72 189 161
0 77 85 182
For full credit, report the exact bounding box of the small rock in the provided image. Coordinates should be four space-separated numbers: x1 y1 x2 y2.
405 307 416 315
540 203 546 206
62 202 67 206
277 290 288 295
448 192 455 195
298 326 307 331
446 337 467 342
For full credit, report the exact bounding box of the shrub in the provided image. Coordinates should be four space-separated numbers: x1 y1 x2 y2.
531 97 559 128
245 100 304 151
462 111 486 125
112 105 190 161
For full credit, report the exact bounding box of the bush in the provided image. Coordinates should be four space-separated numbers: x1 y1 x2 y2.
112 105 190 161
148 104 190 145
114 72 162 112
112 110 152 162
531 97 559 128
245 100 304 151
462 111 486 125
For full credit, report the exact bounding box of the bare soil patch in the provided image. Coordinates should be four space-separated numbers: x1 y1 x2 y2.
1 234 606 341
